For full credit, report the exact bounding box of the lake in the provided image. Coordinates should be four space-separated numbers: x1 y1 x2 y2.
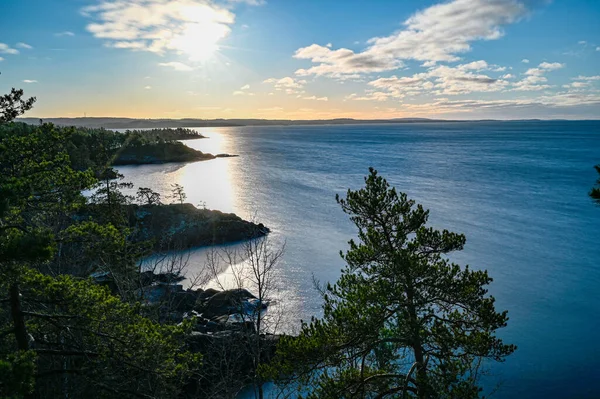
116 121 600 398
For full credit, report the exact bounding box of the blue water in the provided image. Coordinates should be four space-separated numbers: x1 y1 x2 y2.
117 121 600 398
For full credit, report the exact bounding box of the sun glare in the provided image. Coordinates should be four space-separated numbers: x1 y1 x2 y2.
171 5 232 61
172 23 229 60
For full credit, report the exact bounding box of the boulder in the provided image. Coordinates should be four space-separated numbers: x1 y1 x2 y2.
202 288 257 319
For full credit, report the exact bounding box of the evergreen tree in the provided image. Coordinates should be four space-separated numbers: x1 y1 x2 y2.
270 168 515 399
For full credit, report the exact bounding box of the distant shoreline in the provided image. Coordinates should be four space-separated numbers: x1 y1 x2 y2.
17 117 599 130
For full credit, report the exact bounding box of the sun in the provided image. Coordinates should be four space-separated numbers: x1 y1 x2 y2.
171 23 230 61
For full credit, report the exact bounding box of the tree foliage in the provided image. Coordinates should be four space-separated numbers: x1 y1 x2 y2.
0 90 201 398
0 85 36 123
269 168 515 399
137 187 162 206
0 269 200 398
170 184 187 204
590 165 600 204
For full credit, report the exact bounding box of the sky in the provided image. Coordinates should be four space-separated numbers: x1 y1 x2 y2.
0 0 599 120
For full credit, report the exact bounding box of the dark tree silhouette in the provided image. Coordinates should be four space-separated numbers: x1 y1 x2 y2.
0 74 36 123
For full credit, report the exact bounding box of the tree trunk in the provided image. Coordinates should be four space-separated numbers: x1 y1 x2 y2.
406 282 427 399
9 283 29 351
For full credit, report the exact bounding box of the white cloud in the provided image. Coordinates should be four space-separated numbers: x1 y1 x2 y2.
23 80 37 83
578 40 587 45
562 81 589 89
294 0 531 77
55 31 75 37
0 57 4 62
302 96 328 101
16 42 33 49
502 73 515 79
81 0 258 59
227 0 265 5
0 43 19 55
573 75 600 81
240 84 250 90
233 90 254 96
144 85 152 89
359 62 509 99
263 76 307 94
538 62 564 71
346 92 391 102
158 61 193 71
513 62 563 91
521 58 529 63
458 60 489 71
597 47 600 52
294 44 400 79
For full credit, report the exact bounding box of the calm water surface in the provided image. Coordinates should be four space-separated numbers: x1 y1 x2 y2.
117 122 600 398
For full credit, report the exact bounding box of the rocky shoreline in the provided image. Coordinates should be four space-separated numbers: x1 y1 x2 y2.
126 203 268 250
133 272 279 397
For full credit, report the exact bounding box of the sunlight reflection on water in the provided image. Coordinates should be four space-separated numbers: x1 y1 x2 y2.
118 128 304 335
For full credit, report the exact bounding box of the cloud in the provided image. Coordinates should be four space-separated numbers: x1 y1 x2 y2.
158 61 193 71
23 80 37 83
597 47 600 52
0 57 3 62
359 61 509 99
240 84 250 90
81 0 257 59
144 85 152 89
562 81 589 89
263 76 306 94
345 92 391 102
573 75 600 81
294 0 532 77
227 0 265 5
0 43 19 55
399 92 600 115
538 62 564 71
16 42 33 49
294 44 400 79
233 90 254 96
578 40 587 45
55 31 75 37
302 96 328 101
513 62 564 91
521 58 529 63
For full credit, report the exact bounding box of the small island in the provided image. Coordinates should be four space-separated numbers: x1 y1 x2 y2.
112 141 223 165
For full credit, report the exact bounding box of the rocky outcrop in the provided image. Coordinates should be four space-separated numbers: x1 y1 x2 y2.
127 203 269 250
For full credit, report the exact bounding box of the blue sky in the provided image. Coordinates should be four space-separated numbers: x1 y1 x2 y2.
0 0 599 119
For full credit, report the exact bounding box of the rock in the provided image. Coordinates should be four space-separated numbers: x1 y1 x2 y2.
203 289 257 319
138 282 183 304
173 290 200 312
215 153 239 158
199 288 220 300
